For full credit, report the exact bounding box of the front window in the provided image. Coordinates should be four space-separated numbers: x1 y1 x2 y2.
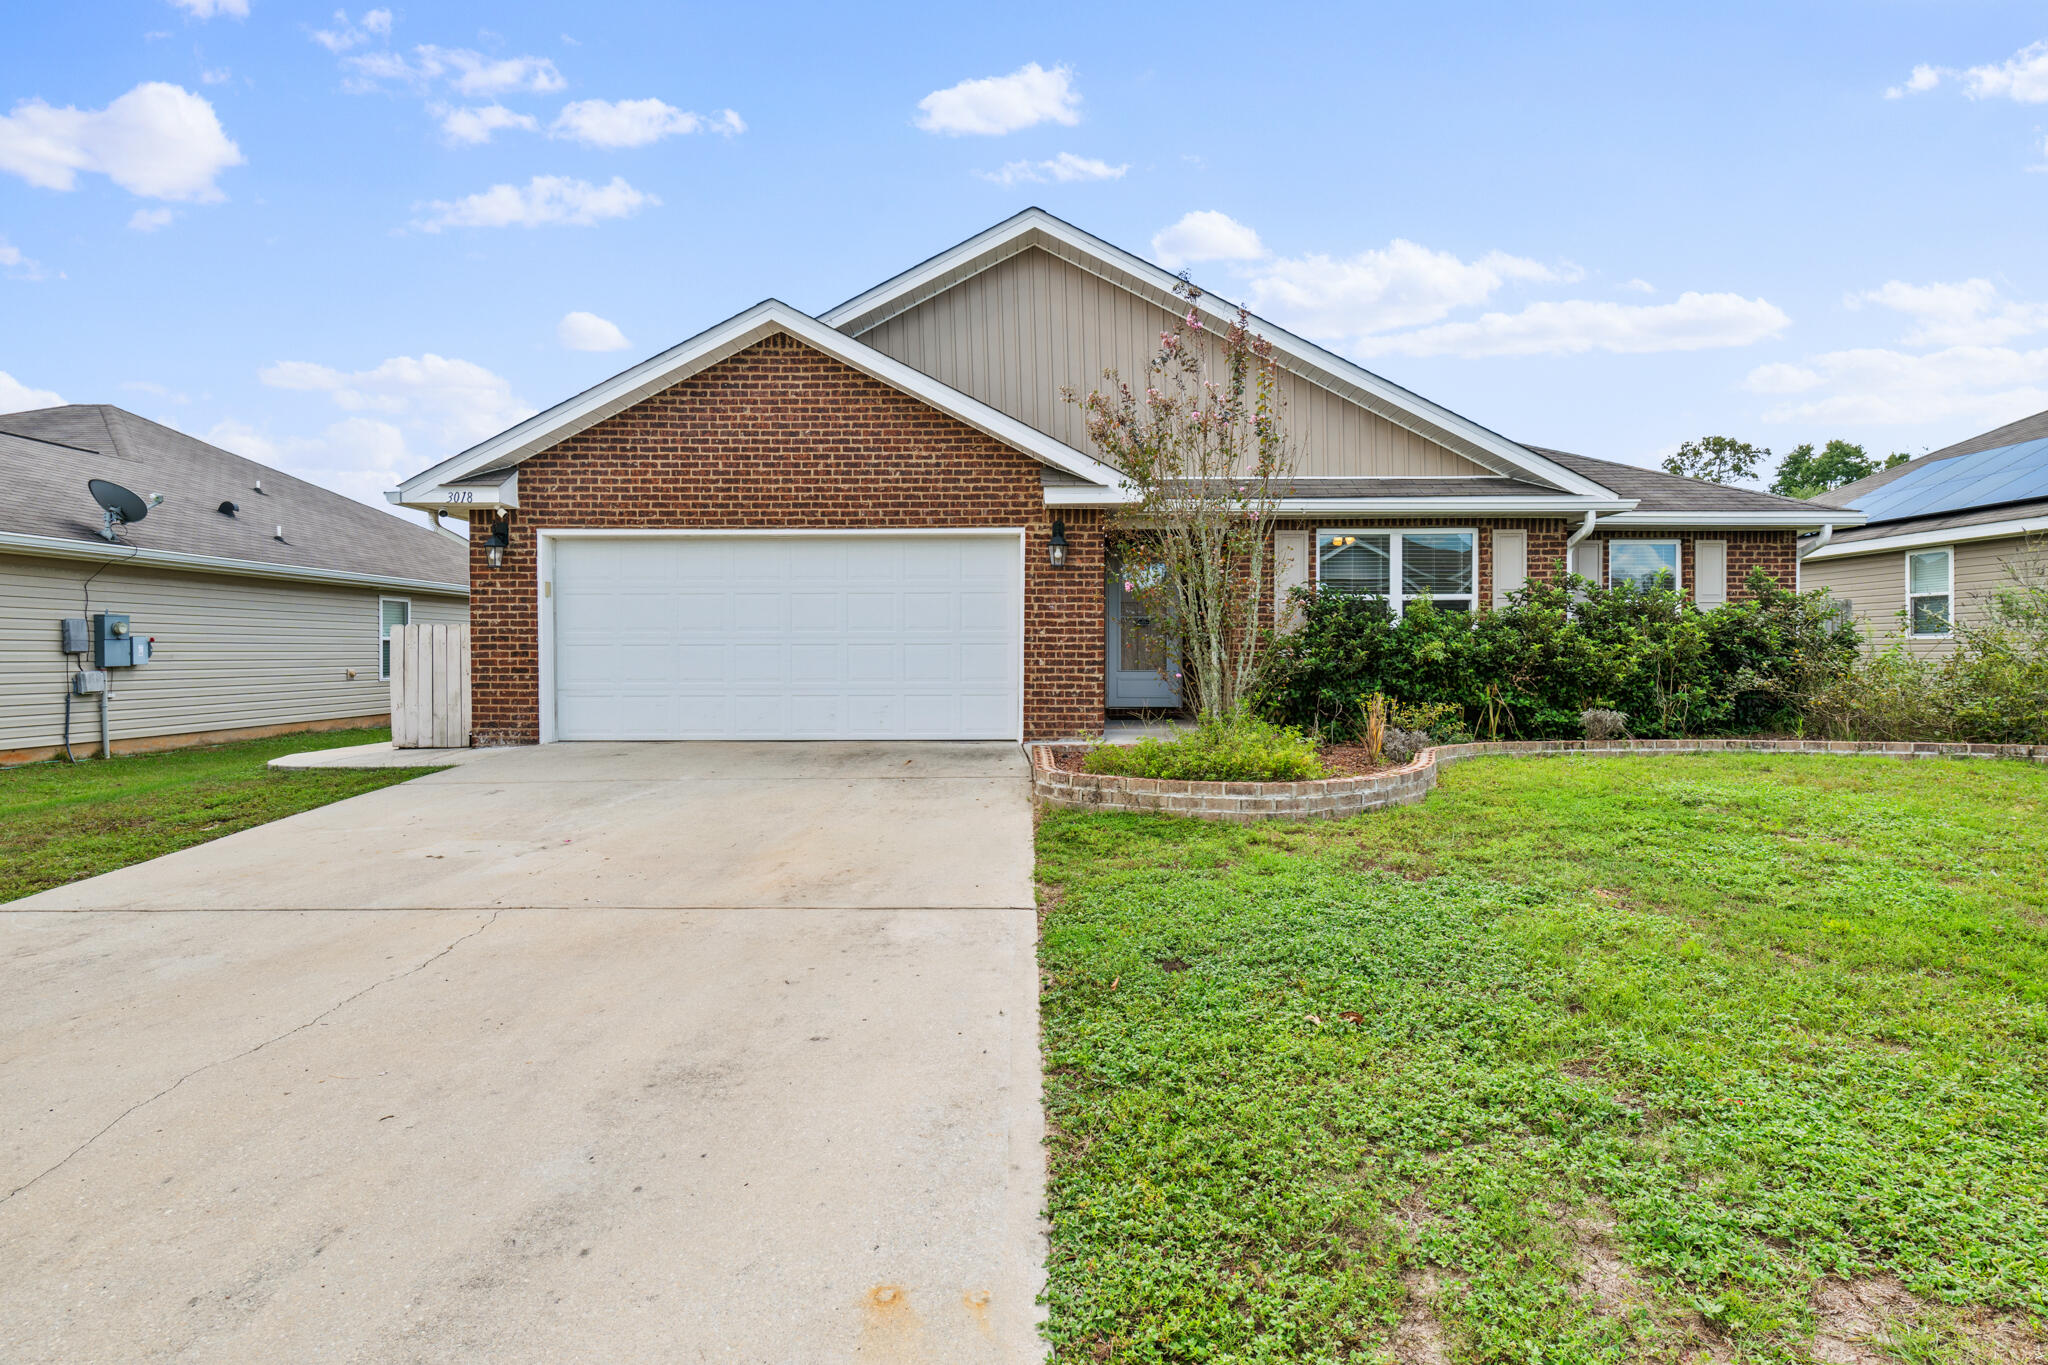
1907 549 1952 636
1318 529 1475 613
380 598 411 680
1608 540 1681 592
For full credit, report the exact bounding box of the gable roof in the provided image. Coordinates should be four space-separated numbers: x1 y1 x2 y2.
1529 447 1860 527
1805 407 2048 555
394 299 1128 504
0 406 467 592
819 207 1619 502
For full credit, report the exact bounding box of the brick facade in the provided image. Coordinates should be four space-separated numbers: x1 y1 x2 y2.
461 331 1801 747
1581 526 1797 602
465 333 1104 743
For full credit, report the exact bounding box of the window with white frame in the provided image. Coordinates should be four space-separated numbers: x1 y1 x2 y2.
1607 540 1681 592
1317 529 1475 613
1906 548 1952 637
379 598 410 680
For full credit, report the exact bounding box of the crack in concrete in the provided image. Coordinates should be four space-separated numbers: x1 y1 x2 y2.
1 910 502 1206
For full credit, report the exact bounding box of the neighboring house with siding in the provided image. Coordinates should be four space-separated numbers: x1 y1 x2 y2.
391 208 1856 745
1 405 468 764
1802 408 2048 654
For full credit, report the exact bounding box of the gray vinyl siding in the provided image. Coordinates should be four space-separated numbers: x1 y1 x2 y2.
1803 535 2041 656
0 552 467 751
856 246 1493 480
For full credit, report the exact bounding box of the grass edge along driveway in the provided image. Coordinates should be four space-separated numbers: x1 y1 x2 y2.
1036 753 2048 1365
0 727 435 904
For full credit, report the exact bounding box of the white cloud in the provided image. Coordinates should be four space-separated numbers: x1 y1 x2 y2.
549 98 743 147
915 62 1079 136
1887 41 2048 102
1 237 47 280
1851 278 2048 347
978 151 1126 186
1353 292 1790 359
128 207 178 232
1151 210 1266 270
0 370 64 413
1244 239 1570 339
558 311 631 351
312 8 391 53
412 175 656 232
1747 344 2048 427
346 45 565 96
1622 278 1656 294
258 352 533 451
168 0 249 17
0 82 243 201
434 103 538 146
201 67 232 85
209 415 417 511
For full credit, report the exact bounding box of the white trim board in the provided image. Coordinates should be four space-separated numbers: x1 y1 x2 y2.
819 208 1619 501
1804 514 2048 560
394 302 1124 508
533 527 1028 744
0 529 468 597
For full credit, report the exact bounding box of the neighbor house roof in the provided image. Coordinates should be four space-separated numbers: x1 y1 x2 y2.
1804 407 2048 559
1526 447 1859 527
0 406 468 593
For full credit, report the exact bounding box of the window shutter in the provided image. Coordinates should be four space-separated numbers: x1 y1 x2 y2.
1491 529 1527 608
1274 529 1311 630
1694 540 1728 607
1571 541 1603 583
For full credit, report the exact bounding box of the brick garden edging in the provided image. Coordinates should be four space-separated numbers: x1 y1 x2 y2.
1030 737 2048 823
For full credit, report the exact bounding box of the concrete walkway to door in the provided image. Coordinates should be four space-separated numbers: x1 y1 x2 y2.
1 743 1043 1364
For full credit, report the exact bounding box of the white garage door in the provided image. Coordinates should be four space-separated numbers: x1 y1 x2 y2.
549 534 1022 740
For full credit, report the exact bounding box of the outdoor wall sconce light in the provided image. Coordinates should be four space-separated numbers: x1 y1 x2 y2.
484 515 510 568
1048 519 1069 568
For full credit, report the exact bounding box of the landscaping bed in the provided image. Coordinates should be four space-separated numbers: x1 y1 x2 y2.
0 726 439 903
1036 753 2048 1362
1040 742 1396 777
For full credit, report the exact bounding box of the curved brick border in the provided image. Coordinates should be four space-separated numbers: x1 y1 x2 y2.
1031 737 2048 823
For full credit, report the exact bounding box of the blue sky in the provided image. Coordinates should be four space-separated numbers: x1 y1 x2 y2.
4 1 2046 518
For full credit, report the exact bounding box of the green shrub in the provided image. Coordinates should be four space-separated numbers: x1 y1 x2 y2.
1253 570 1859 741
1082 713 1326 782
1801 564 2048 745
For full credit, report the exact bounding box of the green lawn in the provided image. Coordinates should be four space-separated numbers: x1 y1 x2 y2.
0 727 434 903
1036 754 2048 1364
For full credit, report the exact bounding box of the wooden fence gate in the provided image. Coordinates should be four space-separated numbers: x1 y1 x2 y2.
389 622 471 748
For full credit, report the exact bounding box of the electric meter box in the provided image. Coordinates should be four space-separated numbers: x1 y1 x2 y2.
92 613 147 668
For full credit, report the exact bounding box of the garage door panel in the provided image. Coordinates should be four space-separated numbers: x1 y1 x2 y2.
552 535 1020 740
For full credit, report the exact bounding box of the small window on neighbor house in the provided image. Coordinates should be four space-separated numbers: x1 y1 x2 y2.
1608 540 1681 592
380 598 411 679
1907 549 1952 636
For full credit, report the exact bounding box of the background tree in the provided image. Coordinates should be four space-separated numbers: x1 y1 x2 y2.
1068 279 1297 721
1769 440 1913 498
1661 435 1769 485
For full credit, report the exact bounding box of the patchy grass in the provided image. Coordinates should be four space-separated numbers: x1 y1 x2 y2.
1036 754 2048 1363
0 727 435 903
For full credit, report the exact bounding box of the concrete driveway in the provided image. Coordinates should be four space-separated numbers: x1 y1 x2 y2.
0 743 1043 1364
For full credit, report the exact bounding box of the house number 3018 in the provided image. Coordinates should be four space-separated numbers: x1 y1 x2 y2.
443 491 474 502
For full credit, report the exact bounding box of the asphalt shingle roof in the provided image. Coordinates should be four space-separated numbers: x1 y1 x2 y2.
0 405 468 589
1523 446 1830 515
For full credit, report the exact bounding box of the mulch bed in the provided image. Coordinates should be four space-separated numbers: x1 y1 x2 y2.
1041 742 1401 779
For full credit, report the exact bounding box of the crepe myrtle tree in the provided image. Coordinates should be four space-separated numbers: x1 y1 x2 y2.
1065 277 1298 720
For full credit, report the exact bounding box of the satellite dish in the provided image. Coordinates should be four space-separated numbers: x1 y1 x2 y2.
88 478 153 542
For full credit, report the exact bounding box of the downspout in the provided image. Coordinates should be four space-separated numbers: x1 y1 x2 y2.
1795 523 1834 592
1564 510 1599 550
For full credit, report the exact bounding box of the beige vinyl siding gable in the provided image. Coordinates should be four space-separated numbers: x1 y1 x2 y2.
856 246 1495 480
1804 534 2043 655
0 551 467 753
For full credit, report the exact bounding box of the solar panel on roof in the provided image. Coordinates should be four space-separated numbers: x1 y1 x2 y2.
1851 436 2048 523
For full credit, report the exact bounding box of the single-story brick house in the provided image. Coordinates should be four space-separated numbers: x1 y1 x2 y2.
391 210 1860 744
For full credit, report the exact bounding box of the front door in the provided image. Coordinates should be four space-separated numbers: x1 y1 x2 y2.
1105 555 1181 709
